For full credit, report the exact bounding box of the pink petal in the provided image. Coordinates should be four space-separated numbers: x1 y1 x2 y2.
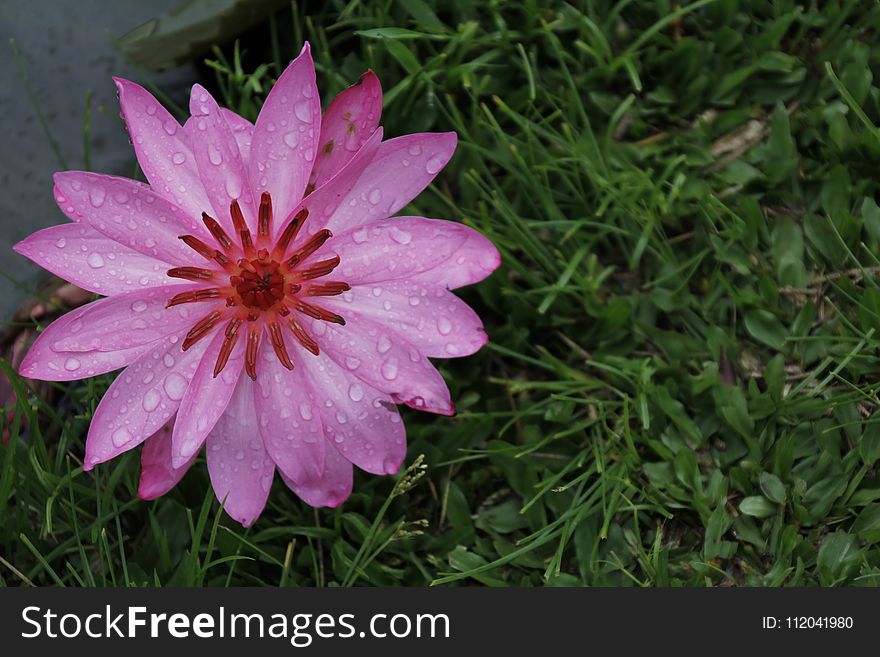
323 132 457 236
322 280 487 359
53 171 208 265
19 301 152 381
297 347 405 475
276 127 383 242
250 43 321 220
188 84 256 236
318 216 469 285
207 376 275 526
13 223 171 295
303 310 454 416
51 284 212 352
183 109 254 172
309 70 382 190
221 109 254 164
410 224 501 289
279 444 352 508
253 342 325 485
84 331 212 470
171 328 244 468
138 417 198 500
113 77 212 219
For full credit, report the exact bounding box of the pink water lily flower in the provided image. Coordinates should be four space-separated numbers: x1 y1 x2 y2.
14 43 499 526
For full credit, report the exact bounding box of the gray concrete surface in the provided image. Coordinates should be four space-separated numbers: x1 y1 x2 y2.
0 0 198 319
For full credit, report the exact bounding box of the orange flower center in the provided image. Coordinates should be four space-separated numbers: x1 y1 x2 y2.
165 193 349 380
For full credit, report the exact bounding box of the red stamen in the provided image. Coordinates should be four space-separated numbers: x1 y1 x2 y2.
166 288 221 308
306 282 350 297
230 200 254 255
213 318 242 377
268 320 294 370
182 310 222 350
294 300 345 325
245 327 261 380
296 255 341 281
180 235 232 269
275 208 308 255
286 229 332 267
258 192 272 239
288 317 320 355
201 212 233 250
167 266 215 281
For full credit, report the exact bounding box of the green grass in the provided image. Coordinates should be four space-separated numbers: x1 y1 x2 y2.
4 0 880 587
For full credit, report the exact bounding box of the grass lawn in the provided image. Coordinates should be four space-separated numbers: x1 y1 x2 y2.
3 0 880 587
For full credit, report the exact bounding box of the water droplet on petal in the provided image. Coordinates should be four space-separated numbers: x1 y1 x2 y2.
437 317 452 335
345 356 361 370
131 300 148 313
88 186 106 208
207 144 223 165
389 226 412 244
407 143 422 156
368 188 382 205
294 100 313 123
142 389 161 412
172 152 187 165
299 403 313 420
87 253 105 268
283 132 299 149
111 427 132 447
381 358 399 381
163 372 187 400
425 154 445 174
64 357 81 371
55 238 67 248
348 383 364 402
377 334 391 354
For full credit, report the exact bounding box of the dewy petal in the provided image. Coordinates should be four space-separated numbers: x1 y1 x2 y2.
221 109 254 164
309 70 382 189
113 77 212 220
317 216 469 285
250 43 321 220
19 301 152 382
278 444 352 508
303 310 454 416
410 223 501 289
183 109 254 176
322 280 488 359
171 328 244 468
51 284 212 353
253 342 325 484
297 346 405 475
188 84 256 235
13 223 171 295
138 416 198 500
84 331 211 470
276 128 383 242
53 172 209 265
323 132 457 236
207 375 275 527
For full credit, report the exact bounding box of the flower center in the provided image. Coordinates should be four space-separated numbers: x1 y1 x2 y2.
165 193 349 380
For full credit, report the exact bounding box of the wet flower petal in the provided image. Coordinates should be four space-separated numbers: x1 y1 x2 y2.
279 444 352 508
13 223 172 295
138 417 198 500
254 343 325 485
309 70 382 189
113 77 212 219
171 329 244 467
207 376 275 527
250 43 321 221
